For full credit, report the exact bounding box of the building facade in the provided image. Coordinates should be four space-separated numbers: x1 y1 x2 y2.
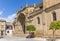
6 22 14 36
0 19 6 36
0 19 14 36
14 0 60 37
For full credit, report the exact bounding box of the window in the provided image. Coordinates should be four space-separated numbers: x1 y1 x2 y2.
37 17 40 24
52 11 57 21
7 31 9 33
1 25 4 29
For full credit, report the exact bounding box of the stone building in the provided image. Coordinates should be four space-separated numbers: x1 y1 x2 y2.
0 19 6 36
13 0 60 37
0 19 14 36
6 22 14 36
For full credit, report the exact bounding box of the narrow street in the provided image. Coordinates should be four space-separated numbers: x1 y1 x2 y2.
0 36 46 41
0 36 60 41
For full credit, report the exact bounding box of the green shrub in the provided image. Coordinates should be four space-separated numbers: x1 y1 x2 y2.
27 25 36 31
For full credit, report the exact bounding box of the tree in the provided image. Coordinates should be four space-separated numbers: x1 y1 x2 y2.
26 25 36 34
49 21 60 38
26 25 36 38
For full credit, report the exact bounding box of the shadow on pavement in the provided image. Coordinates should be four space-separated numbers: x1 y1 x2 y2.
0 36 3 39
47 38 56 41
26 32 35 38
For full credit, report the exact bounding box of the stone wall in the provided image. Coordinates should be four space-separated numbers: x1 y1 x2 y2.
43 0 60 9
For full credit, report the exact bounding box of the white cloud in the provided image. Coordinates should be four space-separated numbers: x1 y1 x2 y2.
0 13 16 22
0 11 3 15
6 13 16 22
0 9 16 22
0 9 16 23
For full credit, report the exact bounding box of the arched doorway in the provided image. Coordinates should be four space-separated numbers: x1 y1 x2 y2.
18 13 26 34
6 25 13 36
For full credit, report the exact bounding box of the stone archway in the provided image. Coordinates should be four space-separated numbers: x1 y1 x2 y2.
18 13 26 34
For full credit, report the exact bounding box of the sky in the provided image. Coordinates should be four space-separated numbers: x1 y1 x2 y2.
0 0 42 22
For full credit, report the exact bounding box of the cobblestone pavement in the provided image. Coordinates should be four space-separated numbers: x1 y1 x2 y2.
0 36 60 41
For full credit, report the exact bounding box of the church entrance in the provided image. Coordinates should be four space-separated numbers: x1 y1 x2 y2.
18 13 26 34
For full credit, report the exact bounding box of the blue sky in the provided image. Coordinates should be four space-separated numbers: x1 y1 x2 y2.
0 0 42 22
